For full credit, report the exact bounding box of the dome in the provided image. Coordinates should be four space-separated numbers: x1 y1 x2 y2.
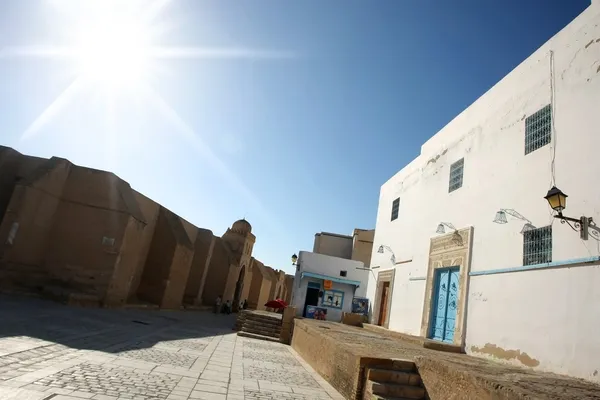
231 218 252 234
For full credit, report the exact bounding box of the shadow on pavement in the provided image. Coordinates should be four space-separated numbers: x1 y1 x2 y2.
0 294 238 355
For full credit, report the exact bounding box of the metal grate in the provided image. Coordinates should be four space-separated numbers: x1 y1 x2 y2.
523 225 552 266
448 158 464 193
391 197 400 221
525 104 552 155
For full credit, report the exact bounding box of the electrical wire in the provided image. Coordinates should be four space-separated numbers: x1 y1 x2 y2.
549 50 557 187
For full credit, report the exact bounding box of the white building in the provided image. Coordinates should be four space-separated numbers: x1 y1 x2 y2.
368 1 600 383
291 251 369 322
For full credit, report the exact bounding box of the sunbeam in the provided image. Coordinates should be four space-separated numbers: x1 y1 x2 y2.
3 0 293 233
21 78 86 141
139 83 268 215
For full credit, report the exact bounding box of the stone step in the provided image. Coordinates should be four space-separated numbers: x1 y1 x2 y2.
240 325 281 338
367 381 425 399
367 368 421 386
243 315 282 327
242 321 281 332
391 359 417 372
237 331 281 343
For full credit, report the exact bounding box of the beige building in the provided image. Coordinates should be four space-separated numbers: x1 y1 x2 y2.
312 228 375 268
0 146 292 310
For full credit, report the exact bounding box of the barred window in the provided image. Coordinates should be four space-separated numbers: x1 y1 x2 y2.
391 198 400 221
523 226 552 266
525 105 552 155
449 158 464 193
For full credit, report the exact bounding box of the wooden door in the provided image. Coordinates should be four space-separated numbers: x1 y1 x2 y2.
429 267 459 343
378 281 390 326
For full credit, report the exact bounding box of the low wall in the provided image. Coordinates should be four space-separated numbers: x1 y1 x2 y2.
291 320 361 399
291 319 600 400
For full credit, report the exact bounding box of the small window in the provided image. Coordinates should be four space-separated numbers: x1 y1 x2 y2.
322 289 344 309
449 158 464 193
523 226 552 266
340 270 347 277
525 104 552 155
390 198 400 221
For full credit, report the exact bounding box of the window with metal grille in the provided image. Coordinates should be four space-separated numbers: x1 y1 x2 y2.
525 104 552 155
390 198 400 221
448 158 464 193
523 226 552 266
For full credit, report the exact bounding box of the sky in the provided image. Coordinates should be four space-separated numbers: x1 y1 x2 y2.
0 0 592 274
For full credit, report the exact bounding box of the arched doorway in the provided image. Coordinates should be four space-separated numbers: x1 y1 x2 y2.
233 265 245 312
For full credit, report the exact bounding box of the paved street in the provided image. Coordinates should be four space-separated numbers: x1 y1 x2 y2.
0 295 344 400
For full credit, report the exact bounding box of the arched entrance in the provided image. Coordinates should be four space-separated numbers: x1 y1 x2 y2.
232 265 245 312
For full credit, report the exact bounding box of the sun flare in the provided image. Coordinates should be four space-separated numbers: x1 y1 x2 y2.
73 14 152 87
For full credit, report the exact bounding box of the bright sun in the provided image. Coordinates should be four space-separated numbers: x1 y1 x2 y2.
74 18 151 87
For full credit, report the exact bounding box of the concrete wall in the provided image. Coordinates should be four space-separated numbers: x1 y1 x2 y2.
368 4 600 382
292 320 362 400
183 228 215 305
0 158 71 291
136 207 178 305
313 232 353 259
351 229 375 268
126 191 160 302
247 260 273 310
201 238 231 305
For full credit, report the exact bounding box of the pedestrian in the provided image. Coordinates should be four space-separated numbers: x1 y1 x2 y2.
242 299 248 310
214 295 221 314
225 300 231 315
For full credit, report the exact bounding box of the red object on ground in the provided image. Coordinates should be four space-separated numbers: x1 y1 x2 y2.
264 299 288 309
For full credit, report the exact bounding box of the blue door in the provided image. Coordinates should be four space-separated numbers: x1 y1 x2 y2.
429 267 459 343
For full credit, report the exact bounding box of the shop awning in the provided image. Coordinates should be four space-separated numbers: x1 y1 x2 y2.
301 271 362 287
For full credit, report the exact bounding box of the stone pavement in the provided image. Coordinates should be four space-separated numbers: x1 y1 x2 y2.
0 295 344 400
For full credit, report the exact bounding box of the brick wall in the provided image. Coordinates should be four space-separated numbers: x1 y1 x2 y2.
291 320 361 400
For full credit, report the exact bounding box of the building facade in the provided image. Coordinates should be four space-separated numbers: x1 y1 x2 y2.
367 2 600 382
0 146 292 311
292 251 368 322
313 228 375 267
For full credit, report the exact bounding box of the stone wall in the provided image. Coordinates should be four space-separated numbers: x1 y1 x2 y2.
291 320 361 400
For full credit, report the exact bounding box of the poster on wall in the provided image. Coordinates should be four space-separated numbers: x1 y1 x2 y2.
352 297 369 316
323 280 333 290
306 305 328 320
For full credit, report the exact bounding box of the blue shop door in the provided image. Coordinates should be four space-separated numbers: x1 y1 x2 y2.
429 267 460 343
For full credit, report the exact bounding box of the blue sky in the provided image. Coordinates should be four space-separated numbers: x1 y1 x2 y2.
0 0 591 274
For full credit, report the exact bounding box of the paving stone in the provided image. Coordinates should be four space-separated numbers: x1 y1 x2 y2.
0 296 342 400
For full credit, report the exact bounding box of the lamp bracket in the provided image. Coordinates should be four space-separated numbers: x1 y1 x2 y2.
555 213 600 241
501 209 532 224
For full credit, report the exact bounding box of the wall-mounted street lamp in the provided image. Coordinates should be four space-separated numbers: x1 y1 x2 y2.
377 245 396 264
291 253 298 265
544 186 600 241
435 222 456 234
493 209 536 234
356 265 380 280
435 222 464 246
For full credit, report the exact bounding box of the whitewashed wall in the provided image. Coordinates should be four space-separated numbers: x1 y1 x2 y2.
368 3 600 382
292 251 368 321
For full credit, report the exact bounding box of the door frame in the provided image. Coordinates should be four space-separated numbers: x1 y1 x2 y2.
420 227 473 348
372 269 395 328
428 266 460 342
377 281 390 326
303 281 321 317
